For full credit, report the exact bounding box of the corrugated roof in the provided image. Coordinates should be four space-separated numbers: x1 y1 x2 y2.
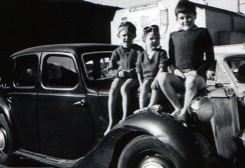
193 2 245 18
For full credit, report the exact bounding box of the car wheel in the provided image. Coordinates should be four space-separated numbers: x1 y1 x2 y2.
118 135 186 168
0 114 13 165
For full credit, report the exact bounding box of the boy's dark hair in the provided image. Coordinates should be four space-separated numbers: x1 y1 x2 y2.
175 0 197 16
117 21 136 37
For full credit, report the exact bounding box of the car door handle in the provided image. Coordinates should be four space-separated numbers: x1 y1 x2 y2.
73 99 87 107
6 96 14 104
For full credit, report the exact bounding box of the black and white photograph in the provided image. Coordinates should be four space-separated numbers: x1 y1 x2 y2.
0 0 245 167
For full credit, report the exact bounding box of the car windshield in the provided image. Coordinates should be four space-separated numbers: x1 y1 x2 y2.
81 51 114 81
226 56 245 83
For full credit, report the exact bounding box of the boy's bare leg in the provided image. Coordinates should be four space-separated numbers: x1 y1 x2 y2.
179 75 205 120
104 78 123 135
148 89 160 107
120 78 138 121
157 72 184 116
139 79 153 109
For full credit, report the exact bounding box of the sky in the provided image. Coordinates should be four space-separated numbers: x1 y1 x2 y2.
84 0 154 8
84 0 245 13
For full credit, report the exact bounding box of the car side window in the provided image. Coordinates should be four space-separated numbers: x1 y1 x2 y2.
215 62 232 84
82 52 112 80
226 57 245 82
14 55 38 87
1 58 14 88
42 55 78 88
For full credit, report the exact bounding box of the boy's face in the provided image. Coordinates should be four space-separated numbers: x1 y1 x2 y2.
176 13 196 30
145 32 160 50
118 28 135 48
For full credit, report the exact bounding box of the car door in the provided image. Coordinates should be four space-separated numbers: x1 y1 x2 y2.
37 52 94 159
8 54 40 152
81 52 114 130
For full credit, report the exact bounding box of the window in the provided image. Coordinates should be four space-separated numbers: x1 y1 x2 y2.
42 55 78 88
1 58 14 87
82 52 112 80
14 55 38 87
226 57 245 82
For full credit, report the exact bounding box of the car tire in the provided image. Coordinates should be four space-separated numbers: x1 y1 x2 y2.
117 135 187 168
0 114 13 165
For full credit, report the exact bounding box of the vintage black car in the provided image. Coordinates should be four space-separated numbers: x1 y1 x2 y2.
0 43 245 168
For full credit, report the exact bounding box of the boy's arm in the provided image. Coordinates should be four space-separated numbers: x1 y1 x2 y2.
137 73 143 86
128 45 144 78
196 29 215 75
168 34 177 73
168 34 185 78
136 53 143 85
108 51 119 77
155 68 164 81
151 67 163 90
158 50 169 72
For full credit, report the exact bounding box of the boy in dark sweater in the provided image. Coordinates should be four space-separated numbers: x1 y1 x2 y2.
136 25 168 109
157 0 215 121
104 21 143 135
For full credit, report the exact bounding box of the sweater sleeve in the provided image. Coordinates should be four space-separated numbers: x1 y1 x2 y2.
158 50 169 72
196 29 215 76
108 50 119 77
136 52 143 74
168 34 177 73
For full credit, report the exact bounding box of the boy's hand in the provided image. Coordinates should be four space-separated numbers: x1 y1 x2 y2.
184 70 197 77
151 80 159 90
118 70 127 78
174 69 185 78
127 69 136 78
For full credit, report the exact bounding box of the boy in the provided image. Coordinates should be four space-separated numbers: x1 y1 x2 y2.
136 25 168 109
104 21 144 135
157 0 215 121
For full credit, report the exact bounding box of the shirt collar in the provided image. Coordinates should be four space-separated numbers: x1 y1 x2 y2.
178 25 198 32
119 46 131 55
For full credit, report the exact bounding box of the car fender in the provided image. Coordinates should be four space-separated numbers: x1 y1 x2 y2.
77 110 213 168
115 111 213 162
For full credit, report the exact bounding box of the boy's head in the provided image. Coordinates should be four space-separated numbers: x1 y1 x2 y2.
175 0 196 16
175 0 197 30
142 25 160 50
117 21 136 48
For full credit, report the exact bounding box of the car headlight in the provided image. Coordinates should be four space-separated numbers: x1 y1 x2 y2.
189 96 214 123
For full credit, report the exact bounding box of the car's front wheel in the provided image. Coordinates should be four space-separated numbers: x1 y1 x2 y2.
0 114 13 165
117 135 187 168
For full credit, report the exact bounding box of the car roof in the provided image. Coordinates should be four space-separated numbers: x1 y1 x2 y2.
214 44 245 60
11 43 118 57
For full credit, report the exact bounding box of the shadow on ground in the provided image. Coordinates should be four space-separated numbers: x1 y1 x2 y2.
1 157 49 167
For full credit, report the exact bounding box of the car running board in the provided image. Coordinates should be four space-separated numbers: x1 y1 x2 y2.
14 149 80 168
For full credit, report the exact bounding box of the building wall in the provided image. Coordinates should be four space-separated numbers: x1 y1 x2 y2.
205 9 245 45
205 9 233 45
218 31 245 45
233 15 245 31
111 1 245 48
